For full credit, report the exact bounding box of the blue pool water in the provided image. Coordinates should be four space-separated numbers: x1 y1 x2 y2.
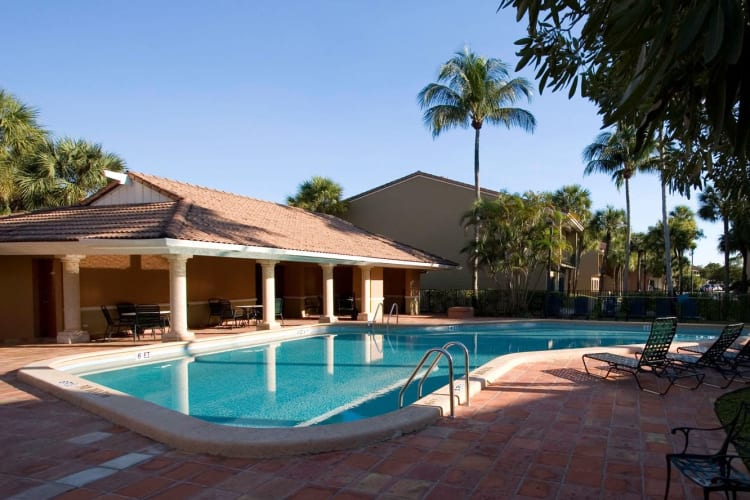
79 322 718 427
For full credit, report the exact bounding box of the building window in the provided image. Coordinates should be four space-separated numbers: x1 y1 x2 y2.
591 277 600 292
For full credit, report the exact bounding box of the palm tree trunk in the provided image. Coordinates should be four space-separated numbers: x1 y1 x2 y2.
661 174 674 295
623 178 631 294
472 127 481 304
723 215 730 289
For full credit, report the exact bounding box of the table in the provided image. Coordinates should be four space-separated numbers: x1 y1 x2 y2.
236 305 263 325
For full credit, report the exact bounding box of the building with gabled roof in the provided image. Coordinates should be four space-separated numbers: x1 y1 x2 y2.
0 171 457 343
344 171 584 294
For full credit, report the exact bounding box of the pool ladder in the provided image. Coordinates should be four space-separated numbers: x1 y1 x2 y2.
398 341 470 418
370 302 399 332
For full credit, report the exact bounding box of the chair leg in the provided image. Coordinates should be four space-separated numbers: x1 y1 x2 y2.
664 455 672 499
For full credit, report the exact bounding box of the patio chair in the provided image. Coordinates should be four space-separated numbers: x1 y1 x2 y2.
134 304 166 340
582 316 703 395
116 302 137 332
678 324 747 388
274 297 284 325
665 389 750 499
100 305 130 340
207 298 242 328
672 323 744 367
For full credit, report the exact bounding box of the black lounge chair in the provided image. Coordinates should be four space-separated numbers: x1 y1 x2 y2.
677 324 747 388
582 317 703 395
671 323 744 377
100 305 131 340
665 389 750 499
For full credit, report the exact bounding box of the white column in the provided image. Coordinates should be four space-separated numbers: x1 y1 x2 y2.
258 260 280 330
171 357 193 414
57 255 89 344
163 254 194 341
319 263 337 323
265 342 279 392
325 334 335 375
357 265 372 321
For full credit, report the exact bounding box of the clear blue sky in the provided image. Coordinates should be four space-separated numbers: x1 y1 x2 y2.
3 1 723 266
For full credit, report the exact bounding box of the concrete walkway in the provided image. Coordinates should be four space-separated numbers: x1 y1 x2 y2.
0 322 741 499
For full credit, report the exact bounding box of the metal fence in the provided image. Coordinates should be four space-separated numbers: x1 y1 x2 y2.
419 288 750 323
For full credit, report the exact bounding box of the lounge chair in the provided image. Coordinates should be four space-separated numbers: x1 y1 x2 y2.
671 323 744 367
665 389 750 499
582 316 703 395
677 324 747 388
100 305 131 340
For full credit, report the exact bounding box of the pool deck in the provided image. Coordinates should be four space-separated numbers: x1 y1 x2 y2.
0 316 739 499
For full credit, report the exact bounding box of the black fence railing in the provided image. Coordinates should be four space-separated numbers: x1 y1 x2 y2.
419 288 750 323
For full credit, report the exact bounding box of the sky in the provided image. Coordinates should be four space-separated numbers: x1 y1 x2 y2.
2 1 724 266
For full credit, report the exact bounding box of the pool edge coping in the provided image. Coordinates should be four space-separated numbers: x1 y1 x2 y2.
17 322 705 458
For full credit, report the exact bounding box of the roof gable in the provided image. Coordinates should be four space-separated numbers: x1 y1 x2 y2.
346 171 500 202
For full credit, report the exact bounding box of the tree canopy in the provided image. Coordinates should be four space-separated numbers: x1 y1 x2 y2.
498 0 750 193
286 176 348 216
0 90 124 214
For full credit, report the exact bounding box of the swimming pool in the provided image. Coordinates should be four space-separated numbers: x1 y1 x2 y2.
19 320 722 457
73 321 718 428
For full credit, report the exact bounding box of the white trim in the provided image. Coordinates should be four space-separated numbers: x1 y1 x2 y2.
0 238 455 270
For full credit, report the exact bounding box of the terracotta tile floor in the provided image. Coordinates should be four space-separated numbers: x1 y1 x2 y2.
0 321 747 499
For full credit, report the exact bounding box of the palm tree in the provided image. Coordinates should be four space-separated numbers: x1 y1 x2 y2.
17 138 125 210
0 90 47 213
698 184 732 290
418 47 536 298
583 124 656 294
286 176 348 216
549 184 592 291
588 206 626 295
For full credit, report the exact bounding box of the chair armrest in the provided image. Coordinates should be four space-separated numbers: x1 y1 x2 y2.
671 424 727 454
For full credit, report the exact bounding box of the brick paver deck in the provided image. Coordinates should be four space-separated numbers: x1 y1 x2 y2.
0 321 743 499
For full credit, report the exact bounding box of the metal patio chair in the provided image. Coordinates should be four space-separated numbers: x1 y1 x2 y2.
582 316 703 395
665 389 750 499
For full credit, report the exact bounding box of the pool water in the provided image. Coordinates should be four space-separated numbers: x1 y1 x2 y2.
79 322 717 427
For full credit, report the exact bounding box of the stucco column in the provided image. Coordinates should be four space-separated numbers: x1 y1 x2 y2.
357 265 372 321
258 260 280 330
163 254 194 341
318 264 337 323
57 255 89 343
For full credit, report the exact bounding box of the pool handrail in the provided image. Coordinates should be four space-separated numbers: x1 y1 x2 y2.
417 341 470 407
399 347 455 418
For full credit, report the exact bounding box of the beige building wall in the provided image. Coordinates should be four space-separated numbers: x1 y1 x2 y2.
0 256 39 342
345 174 494 289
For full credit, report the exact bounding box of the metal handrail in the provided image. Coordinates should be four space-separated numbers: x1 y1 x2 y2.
370 302 383 327
386 303 399 332
417 341 470 406
398 347 456 418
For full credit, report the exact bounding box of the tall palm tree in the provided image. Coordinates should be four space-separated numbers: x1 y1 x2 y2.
0 90 47 213
418 47 536 297
17 138 125 210
588 206 626 295
286 176 348 216
583 124 656 294
550 184 592 291
698 184 732 290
